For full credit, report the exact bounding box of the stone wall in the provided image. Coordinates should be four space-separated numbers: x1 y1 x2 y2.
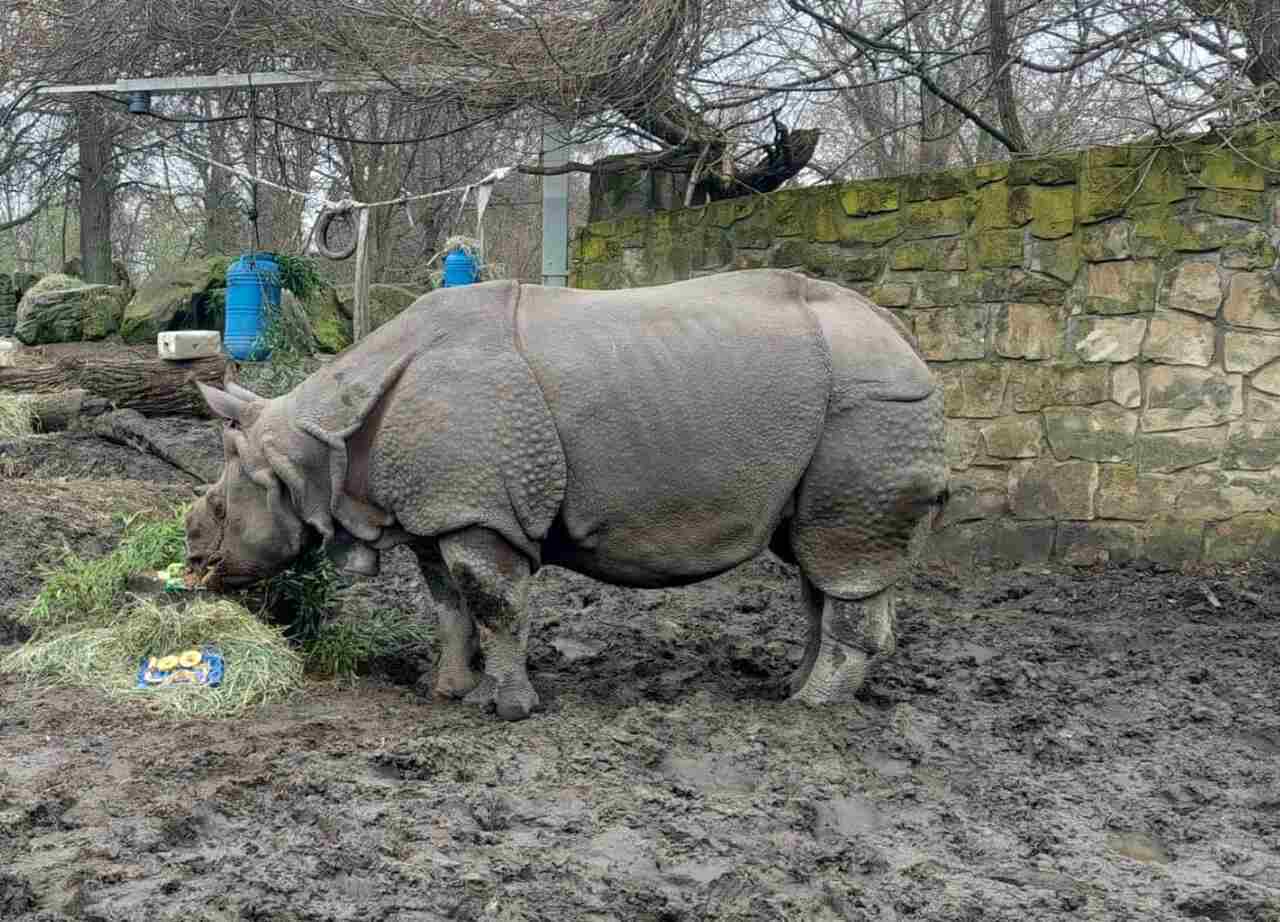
571 129 1280 566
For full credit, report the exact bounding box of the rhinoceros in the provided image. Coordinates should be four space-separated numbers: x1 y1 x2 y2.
186 269 947 720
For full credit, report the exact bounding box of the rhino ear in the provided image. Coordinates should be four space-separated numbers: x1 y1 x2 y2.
198 382 248 423
224 380 264 403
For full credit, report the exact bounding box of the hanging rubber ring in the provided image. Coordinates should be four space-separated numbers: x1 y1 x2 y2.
315 204 359 261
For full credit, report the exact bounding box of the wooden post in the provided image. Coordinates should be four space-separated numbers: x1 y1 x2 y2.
352 207 372 342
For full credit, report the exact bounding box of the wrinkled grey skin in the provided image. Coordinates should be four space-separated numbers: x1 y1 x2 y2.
187 269 948 720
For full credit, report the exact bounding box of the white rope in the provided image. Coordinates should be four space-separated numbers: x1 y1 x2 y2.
166 140 513 213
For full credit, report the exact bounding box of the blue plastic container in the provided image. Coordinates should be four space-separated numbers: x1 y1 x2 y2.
224 252 281 361
442 248 478 287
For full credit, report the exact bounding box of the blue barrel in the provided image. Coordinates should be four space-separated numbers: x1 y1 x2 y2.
224 253 281 361
442 248 478 287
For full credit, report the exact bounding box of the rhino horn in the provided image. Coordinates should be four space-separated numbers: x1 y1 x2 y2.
224 380 264 403
197 382 249 422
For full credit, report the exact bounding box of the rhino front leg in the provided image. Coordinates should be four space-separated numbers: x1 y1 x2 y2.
413 543 483 700
790 578 896 706
438 527 540 721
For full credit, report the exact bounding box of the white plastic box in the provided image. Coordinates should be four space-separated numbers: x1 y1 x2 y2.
158 330 221 361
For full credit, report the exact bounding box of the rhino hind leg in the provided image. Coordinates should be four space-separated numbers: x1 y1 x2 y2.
790 579 895 705
438 527 540 722
414 543 483 700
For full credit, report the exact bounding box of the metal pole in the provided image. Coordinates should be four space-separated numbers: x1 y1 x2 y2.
540 119 571 287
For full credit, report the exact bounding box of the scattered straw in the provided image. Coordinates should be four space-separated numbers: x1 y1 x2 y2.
0 393 36 439
2 598 303 719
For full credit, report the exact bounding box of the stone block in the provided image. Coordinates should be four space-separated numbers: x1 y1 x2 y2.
975 181 1031 230
1199 150 1265 191
1026 235 1081 283
1030 185 1075 239
1008 364 1109 411
980 416 1043 458
1008 156 1077 186
838 213 903 246
1224 331 1280 373
903 196 973 239
913 306 989 360
1203 514 1280 562
1248 392 1280 419
1224 272 1280 329
977 520 1056 564
1084 260 1157 314
921 522 986 569
1177 470 1277 517
1142 312 1216 366
945 420 984 469
1198 188 1265 222
1221 230 1276 269
1161 261 1222 317
1043 405 1139 462
1138 427 1227 472
1095 465 1181 520
976 229 1024 268
904 169 974 202
1069 316 1147 363
938 467 1008 526
937 363 1009 418
871 283 913 307
1223 421 1280 469
1082 221 1131 261
1142 366 1243 431
1111 364 1142 408
1009 458 1098 520
1143 517 1204 565
840 179 900 216
1056 521 1140 566
994 303 1061 359
891 239 967 271
1252 363 1280 395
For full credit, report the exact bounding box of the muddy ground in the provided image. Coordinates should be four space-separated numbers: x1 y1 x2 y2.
1 422 1279 921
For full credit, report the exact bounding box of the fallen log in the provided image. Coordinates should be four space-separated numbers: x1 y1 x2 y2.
27 389 113 432
0 352 229 418
93 409 224 484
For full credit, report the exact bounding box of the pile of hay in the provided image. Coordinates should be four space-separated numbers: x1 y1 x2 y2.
0 392 35 439
2 507 433 717
1 508 303 718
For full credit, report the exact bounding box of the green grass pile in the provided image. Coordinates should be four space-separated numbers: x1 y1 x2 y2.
3 506 433 714
0 393 36 439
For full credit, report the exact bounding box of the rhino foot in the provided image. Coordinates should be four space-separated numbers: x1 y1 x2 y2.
460 674 540 721
789 584 895 706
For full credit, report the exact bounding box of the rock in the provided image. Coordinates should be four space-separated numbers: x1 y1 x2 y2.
1056 521 1140 565
14 275 130 345
1139 427 1227 472
119 256 229 344
1009 364 1109 411
1095 464 1181 520
308 286 350 353
1161 261 1222 317
1069 316 1147 362
1081 221 1131 261
1085 260 1156 314
334 283 422 335
1111 364 1142 408
912 306 989 360
1043 405 1138 462
1224 272 1280 329
1223 421 1280 470
936 363 1008 418
980 415 1042 458
1008 458 1097 519
1143 312 1215 366
1143 366 1243 431
1223 331 1280 373
994 303 1061 359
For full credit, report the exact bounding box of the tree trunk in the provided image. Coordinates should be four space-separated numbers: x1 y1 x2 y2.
0 353 230 418
26 389 113 432
76 101 115 284
93 409 223 483
986 0 1027 151
204 112 241 257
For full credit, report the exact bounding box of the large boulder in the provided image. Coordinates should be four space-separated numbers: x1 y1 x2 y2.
14 274 130 345
120 257 228 344
307 286 350 354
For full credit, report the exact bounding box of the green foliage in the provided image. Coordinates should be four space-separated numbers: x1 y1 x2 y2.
0 394 36 440
302 609 432 679
272 252 326 303
254 546 340 642
23 508 188 636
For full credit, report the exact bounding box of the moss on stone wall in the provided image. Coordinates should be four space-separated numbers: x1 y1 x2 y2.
570 126 1280 565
